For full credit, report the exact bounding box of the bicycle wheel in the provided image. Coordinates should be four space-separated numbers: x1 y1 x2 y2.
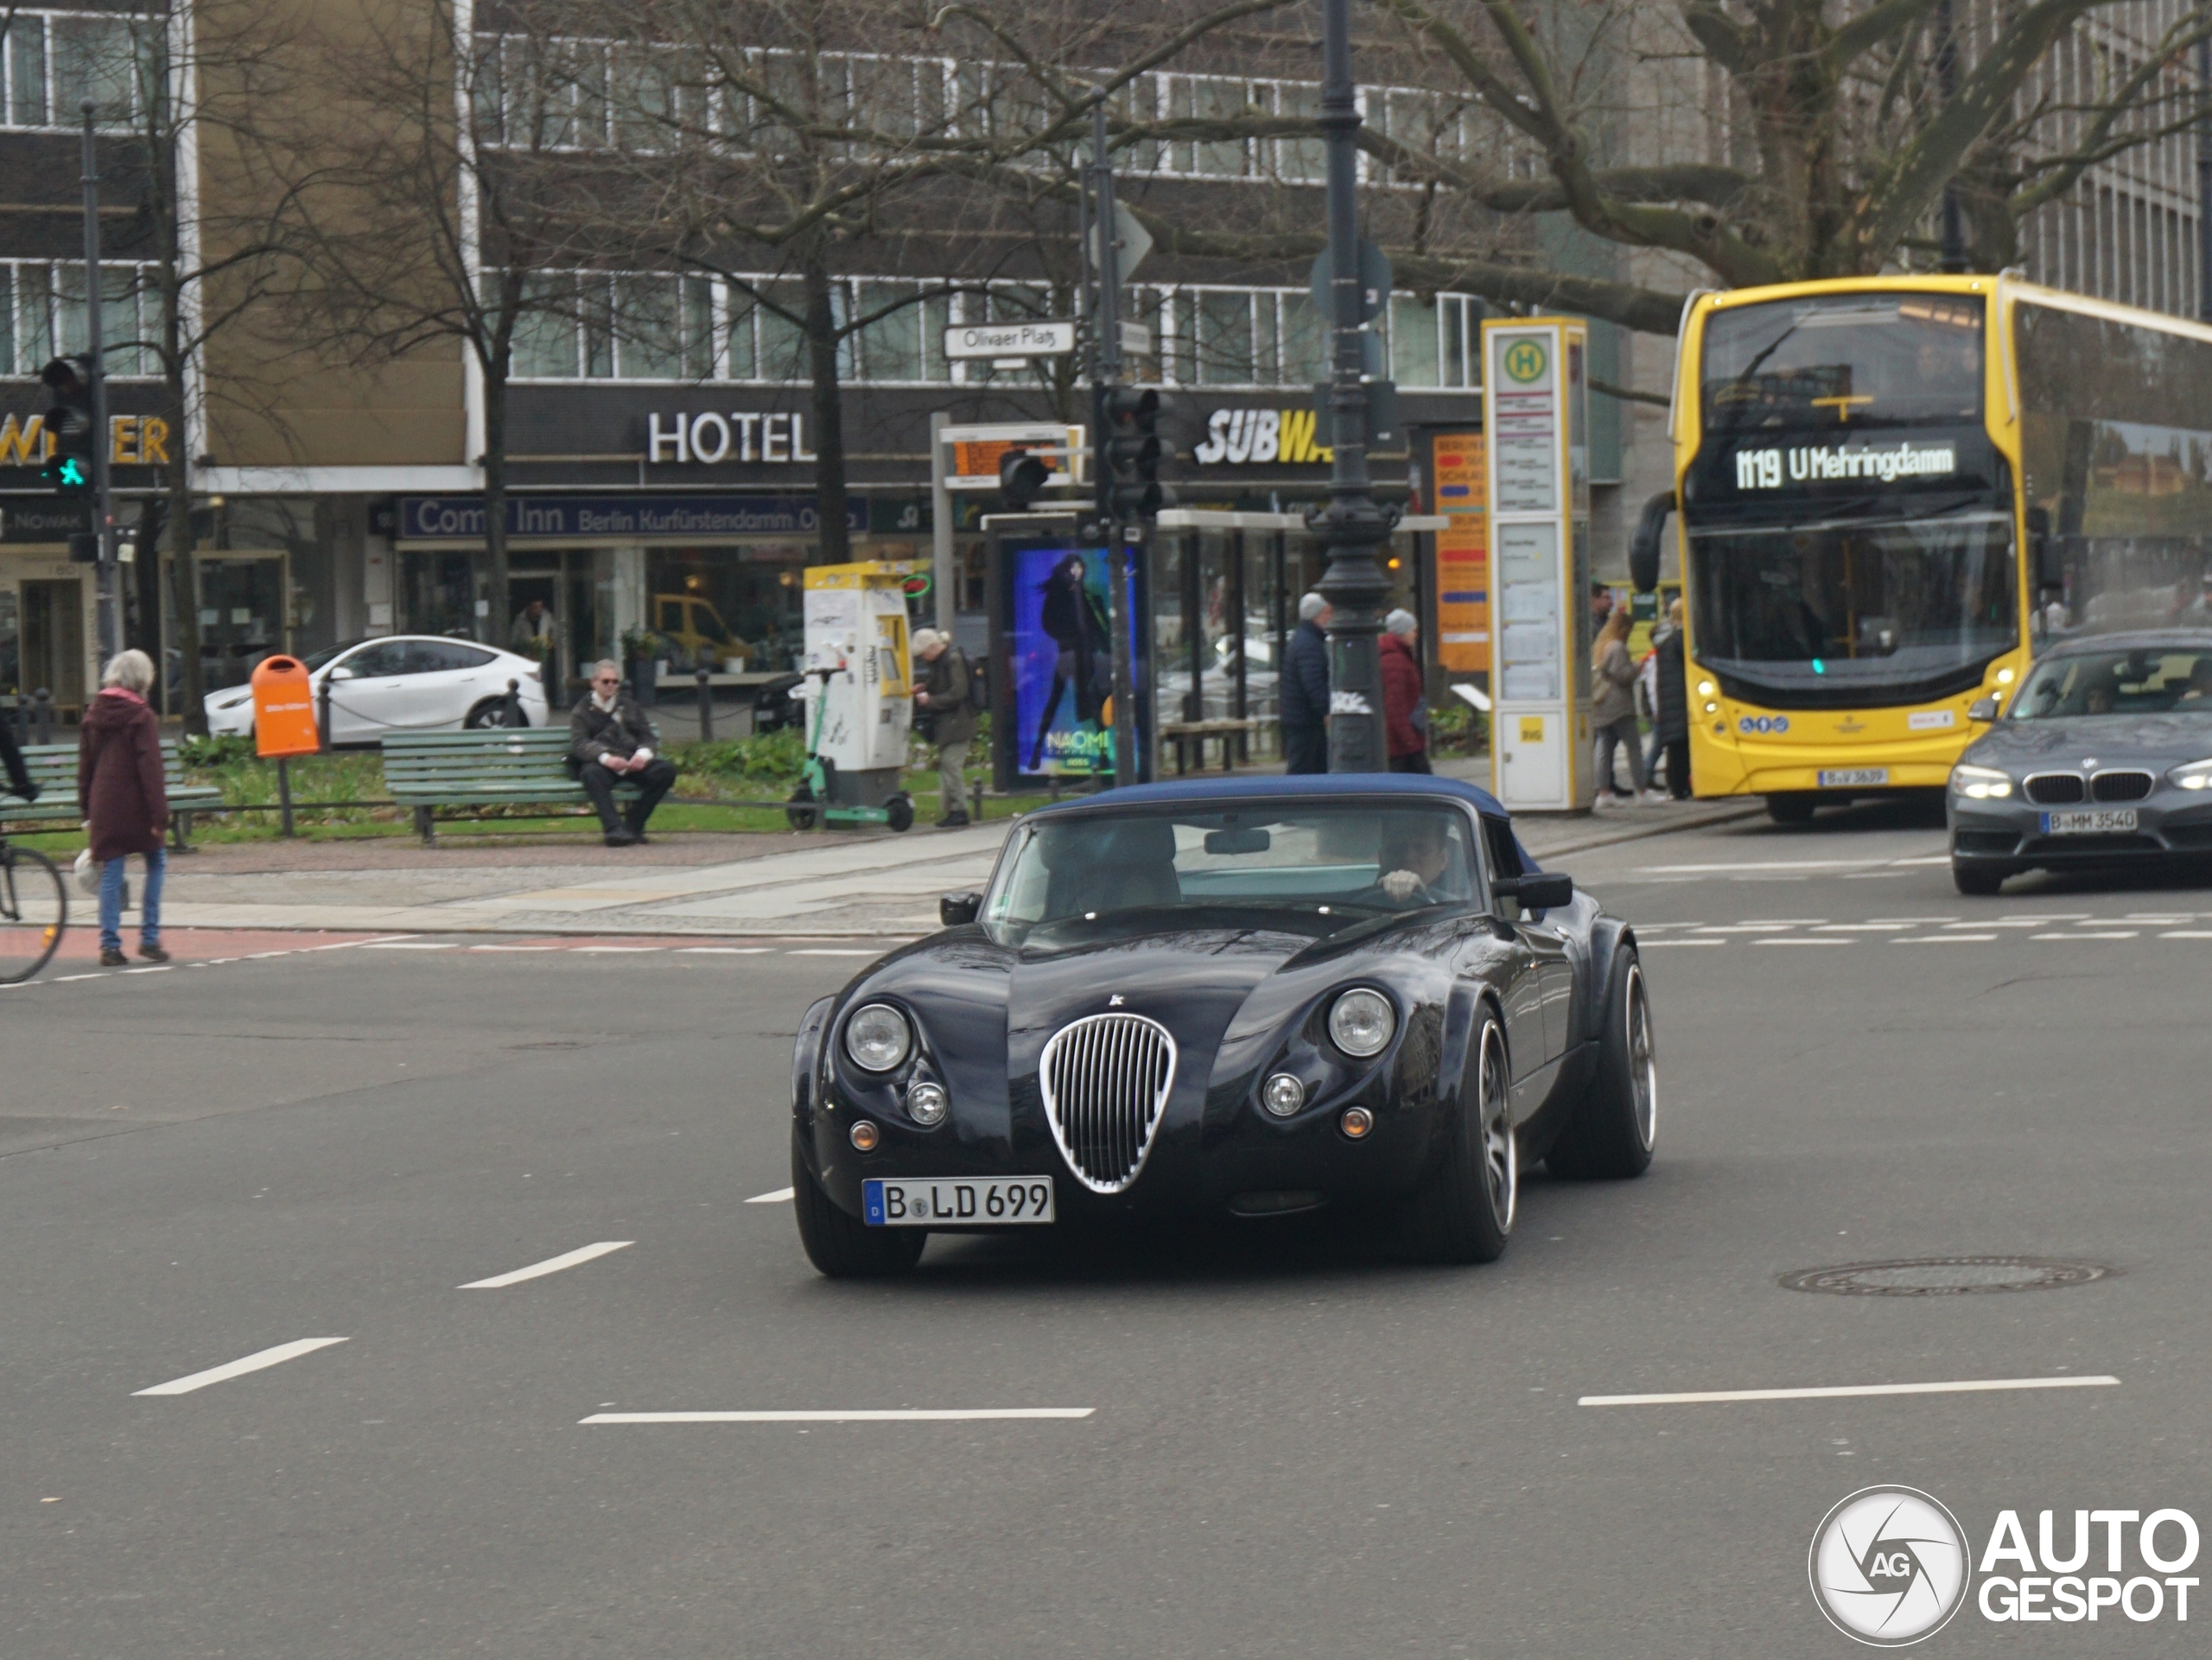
0 845 67 984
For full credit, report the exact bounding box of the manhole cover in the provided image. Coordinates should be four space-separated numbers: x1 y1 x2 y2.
1779 1256 2117 1297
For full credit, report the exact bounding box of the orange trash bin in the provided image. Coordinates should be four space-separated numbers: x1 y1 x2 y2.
251 656 322 759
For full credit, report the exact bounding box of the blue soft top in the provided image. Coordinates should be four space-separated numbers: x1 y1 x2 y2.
1025 773 1541 872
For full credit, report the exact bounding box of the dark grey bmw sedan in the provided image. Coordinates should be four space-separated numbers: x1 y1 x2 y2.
1948 630 2212 894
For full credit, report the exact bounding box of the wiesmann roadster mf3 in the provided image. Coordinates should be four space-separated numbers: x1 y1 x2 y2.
790 775 1655 1275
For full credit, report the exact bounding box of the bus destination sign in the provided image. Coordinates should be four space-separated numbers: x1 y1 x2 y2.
1733 439 1959 490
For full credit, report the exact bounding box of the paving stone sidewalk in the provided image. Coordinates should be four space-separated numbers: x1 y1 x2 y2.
153 796 1758 939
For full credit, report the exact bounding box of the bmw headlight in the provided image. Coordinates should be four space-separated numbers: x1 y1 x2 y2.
1949 763 2013 800
214 691 251 710
2171 759 2212 791
1327 989 1395 1059
843 1003 912 1072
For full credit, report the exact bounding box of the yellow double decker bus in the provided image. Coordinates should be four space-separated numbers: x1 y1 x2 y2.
1632 275 2212 821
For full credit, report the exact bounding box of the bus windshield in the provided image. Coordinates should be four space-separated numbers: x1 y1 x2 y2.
1702 292 1983 432
1690 512 2018 697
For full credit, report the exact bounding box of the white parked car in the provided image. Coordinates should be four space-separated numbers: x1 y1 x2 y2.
203 636 551 744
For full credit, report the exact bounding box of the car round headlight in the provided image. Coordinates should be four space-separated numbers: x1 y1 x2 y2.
1261 1072 1306 1116
906 1080 947 1125
844 1003 912 1072
1327 989 1395 1058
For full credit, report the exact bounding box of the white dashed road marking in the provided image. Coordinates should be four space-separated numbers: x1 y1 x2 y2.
745 1188 796 1204
460 1241 634 1288
134 1338 349 1396
1579 1375 2120 1408
580 1408 1096 1424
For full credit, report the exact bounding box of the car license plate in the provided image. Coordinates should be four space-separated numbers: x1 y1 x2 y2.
1817 768 1889 788
862 1177 1055 1227
2041 809 2139 836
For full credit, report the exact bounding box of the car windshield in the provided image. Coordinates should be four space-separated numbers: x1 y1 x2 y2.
2010 646 2212 719
1690 512 2018 697
982 802 1481 948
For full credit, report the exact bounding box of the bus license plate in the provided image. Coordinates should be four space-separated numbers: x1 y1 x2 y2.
1817 768 1889 788
2041 809 2138 836
862 1177 1055 1227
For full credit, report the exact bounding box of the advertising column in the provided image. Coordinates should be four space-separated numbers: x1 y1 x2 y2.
1482 318 1591 811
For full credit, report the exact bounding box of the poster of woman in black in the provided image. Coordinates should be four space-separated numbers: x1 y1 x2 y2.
1027 553 1112 770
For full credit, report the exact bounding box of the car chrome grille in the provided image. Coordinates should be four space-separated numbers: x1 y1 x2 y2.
1039 1013 1177 1194
2091 769 2154 802
2024 772 2085 805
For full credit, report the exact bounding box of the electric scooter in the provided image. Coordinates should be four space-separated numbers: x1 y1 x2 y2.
785 665 915 832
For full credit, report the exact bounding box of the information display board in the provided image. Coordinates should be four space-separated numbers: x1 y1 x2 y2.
1430 432 1488 673
1481 319 1592 811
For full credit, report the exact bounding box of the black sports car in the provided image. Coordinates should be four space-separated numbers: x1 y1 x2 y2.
789 775 1656 1276
1948 630 2212 894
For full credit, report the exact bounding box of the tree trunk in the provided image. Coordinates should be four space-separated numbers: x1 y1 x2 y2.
161 262 205 735
481 366 510 645
802 251 849 566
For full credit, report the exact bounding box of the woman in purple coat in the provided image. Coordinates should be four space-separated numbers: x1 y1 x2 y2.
78 649 169 967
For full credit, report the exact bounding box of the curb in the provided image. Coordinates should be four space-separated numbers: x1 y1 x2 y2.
1523 803 1766 862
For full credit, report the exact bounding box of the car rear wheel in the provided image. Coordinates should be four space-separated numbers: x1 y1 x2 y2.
1548 951 1656 1180
1765 792 1816 824
1951 861 2007 896
791 1129 925 1278
464 697 522 729
1400 1017 1514 1264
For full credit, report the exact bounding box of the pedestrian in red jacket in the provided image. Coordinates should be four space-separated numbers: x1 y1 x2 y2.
78 649 169 967
1381 608 1430 773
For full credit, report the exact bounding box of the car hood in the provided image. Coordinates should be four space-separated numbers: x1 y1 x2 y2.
1965 712 2212 770
849 918 1453 1111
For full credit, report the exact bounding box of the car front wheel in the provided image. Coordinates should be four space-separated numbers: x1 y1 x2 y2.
1951 860 2008 895
791 1128 925 1278
1548 951 1656 1180
1400 1016 1514 1264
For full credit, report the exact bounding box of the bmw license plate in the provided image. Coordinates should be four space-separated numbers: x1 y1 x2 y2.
862 1177 1055 1227
1817 768 1889 788
2041 808 2139 836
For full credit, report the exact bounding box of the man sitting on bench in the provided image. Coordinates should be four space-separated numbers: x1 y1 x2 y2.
570 659 677 846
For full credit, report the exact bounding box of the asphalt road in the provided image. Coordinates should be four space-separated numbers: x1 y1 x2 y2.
5 801 2209 1657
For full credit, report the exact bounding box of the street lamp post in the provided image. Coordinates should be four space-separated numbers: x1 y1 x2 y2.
1311 0 1395 771
81 101 117 664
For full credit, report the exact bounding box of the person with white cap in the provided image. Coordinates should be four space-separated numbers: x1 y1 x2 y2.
1281 591 1331 773
1380 608 1430 773
912 627 976 826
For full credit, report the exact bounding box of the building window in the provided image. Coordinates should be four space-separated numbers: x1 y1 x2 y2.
3 11 153 130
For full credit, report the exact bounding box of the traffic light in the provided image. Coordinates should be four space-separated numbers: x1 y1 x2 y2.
39 355 94 494
997 446 1049 511
1095 385 1163 522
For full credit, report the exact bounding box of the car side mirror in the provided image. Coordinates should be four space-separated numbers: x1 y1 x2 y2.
1967 696 1999 722
939 891 982 927
1494 872 1573 912
327 665 354 680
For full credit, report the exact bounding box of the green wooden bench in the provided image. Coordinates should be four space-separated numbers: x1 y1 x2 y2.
0 740 226 849
382 728 642 844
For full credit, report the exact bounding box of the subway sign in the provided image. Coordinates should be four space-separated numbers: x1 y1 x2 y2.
1192 406 1332 466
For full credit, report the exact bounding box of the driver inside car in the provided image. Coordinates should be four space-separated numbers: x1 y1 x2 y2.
1360 813 1468 909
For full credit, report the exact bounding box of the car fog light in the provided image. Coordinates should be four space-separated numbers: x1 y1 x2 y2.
849 1120 880 1152
1703 701 1719 714
1262 1073 1306 1116
1328 988 1396 1057
907 1081 947 1125
1340 1106 1375 1139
